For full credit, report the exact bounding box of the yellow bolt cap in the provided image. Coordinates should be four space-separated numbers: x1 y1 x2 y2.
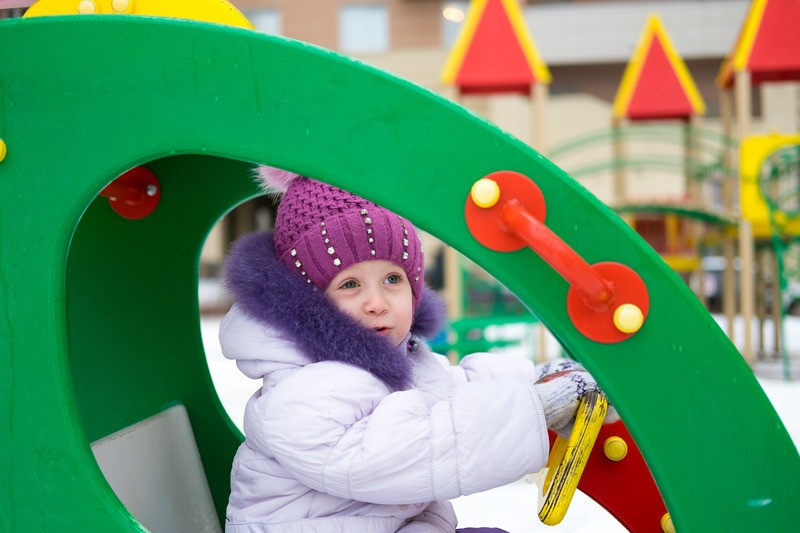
0 139 6 163
603 436 628 461
112 0 133 13
470 178 501 209
613 303 644 334
661 513 675 533
77 1 97 14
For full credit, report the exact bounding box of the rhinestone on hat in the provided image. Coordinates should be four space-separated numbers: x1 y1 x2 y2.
361 208 376 257
293 255 307 279
400 219 410 261
291 249 297 257
327 246 335 255
334 258 341 266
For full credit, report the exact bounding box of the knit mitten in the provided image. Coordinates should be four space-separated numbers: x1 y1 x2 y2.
533 358 585 382
533 370 619 438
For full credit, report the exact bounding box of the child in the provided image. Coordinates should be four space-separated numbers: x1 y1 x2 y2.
220 167 618 532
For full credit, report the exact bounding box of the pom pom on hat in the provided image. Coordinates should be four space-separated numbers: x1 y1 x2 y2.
257 165 426 310
255 165 301 194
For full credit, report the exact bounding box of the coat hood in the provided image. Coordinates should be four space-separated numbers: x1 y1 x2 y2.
222 231 447 390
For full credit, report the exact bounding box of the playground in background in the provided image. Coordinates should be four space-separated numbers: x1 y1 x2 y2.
439 0 800 375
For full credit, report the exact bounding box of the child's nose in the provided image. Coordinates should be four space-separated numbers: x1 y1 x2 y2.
363 289 389 314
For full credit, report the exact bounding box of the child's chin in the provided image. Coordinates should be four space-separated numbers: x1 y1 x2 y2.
377 329 402 344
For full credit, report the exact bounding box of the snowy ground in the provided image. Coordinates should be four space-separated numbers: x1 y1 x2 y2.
201 306 800 532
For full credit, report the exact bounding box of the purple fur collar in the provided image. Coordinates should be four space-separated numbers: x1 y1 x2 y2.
223 232 447 391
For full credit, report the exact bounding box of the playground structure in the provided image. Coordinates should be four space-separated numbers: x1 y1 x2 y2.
613 1 800 369
1 1 800 532
439 1 800 375
438 0 551 358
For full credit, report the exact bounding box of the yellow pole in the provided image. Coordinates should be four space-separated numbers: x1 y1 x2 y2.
769 248 782 356
719 87 737 337
722 233 737 338
735 69 755 361
756 247 767 356
531 82 549 152
612 117 628 206
739 219 755 363
665 213 680 254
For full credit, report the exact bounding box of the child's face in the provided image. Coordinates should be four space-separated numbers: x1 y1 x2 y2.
324 260 413 346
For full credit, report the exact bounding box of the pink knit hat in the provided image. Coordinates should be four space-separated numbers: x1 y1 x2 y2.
257 167 425 310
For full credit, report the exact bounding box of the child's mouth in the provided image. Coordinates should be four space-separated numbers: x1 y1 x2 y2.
374 327 390 335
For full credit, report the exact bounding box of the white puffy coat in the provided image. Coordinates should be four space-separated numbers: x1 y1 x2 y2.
221 303 550 533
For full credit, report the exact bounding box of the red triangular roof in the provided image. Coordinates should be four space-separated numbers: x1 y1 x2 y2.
717 0 800 88
441 0 550 94
614 15 705 120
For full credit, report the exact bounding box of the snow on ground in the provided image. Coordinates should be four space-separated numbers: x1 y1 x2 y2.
201 311 800 532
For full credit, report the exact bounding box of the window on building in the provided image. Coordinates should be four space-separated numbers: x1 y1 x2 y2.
248 9 282 35
339 4 389 54
0 7 28 19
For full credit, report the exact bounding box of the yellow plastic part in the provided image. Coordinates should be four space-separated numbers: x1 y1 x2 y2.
661 254 700 273
77 0 96 14
470 178 501 209
538 391 608 526
0 139 6 163
111 0 134 14
739 133 800 238
603 436 628 461
613 303 644 334
661 512 676 533
24 0 255 29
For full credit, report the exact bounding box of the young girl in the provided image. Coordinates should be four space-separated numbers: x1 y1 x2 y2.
220 167 617 533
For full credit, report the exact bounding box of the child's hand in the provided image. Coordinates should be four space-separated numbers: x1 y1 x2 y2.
533 358 586 382
533 369 619 439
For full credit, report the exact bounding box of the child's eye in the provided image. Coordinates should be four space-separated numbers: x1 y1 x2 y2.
385 274 402 285
340 280 359 289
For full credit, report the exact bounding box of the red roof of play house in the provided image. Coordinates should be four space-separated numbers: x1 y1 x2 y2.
717 0 800 88
440 0 550 95
613 15 705 120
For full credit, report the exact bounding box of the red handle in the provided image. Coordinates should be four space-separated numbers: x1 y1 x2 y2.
500 199 613 312
465 171 649 343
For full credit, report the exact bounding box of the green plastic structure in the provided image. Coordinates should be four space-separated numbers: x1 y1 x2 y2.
1 15 798 532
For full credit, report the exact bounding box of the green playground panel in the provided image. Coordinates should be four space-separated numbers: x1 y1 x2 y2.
429 314 540 357
614 204 738 227
0 15 798 532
